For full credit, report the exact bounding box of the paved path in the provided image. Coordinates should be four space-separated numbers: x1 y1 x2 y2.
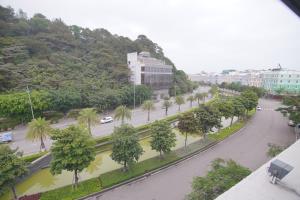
93 98 295 200
8 87 210 155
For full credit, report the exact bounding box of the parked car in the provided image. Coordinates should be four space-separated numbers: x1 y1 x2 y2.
257 106 262 111
0 131 13 143
100 116 113 124
288 120 295 127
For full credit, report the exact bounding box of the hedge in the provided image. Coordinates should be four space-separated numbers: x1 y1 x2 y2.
22 151 48 163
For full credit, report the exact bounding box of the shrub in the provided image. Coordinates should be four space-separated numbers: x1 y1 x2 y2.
43 111 64 124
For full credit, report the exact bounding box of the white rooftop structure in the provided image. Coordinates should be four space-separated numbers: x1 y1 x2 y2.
216 139 300 200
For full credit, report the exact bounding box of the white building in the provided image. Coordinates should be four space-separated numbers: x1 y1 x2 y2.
189 70 262 87
127 52 173 98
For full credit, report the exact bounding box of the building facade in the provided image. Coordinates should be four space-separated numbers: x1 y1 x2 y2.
127 52 173 98
190 68 300 94
262 69 300 94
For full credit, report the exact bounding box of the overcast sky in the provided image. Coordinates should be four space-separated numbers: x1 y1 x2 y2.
1 0 300 73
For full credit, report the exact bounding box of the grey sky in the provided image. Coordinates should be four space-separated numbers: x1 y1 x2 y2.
1 0 300 73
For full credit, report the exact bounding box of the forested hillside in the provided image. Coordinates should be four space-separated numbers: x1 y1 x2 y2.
0 5 193 123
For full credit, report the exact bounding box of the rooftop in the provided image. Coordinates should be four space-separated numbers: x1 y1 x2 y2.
215 139 300 200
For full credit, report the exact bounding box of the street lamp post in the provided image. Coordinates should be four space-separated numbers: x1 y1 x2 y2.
26 85 35 120
133 65 136 112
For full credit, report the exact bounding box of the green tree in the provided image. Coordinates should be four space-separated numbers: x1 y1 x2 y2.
0 145 28 200
49 89 81 114
187 159 251 200
175 95 185 111
150 120 176 158
195 105 222 138
187 95 195 107
213 99 234 126
114 105 132 124
178 112 198 150
202 92 208 102
275 87 285 95
111 124 143 171
142 100 155 122
277 96 300 125
194 93 204 105
209 85 218 96
77 108 98 135
26 117 52 151
162 99 172 116
50 125 95 188
232 97 246 121
240 90 258 115
0 90 50 122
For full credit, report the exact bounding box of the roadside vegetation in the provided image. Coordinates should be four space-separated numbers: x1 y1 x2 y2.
219 82 266 97
267 143 285 158
0 146 28 200
277 95 300 125
187 159 251 200
0 88 260 200
0 5 195 129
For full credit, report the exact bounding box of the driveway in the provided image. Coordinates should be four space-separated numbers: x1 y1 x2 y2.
95 98 295 200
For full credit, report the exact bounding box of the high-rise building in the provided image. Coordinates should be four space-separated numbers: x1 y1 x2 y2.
127 52 173 98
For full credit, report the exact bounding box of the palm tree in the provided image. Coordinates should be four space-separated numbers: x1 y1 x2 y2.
114 105 132 124
187 95 194 108
162 99 172 116
194 93 203 105
26 117 52 151
142 100 155 122
175 96 185 112
202 92 208 103
78 108 98 135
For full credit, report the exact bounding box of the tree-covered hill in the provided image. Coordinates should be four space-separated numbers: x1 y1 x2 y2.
0 5 194 122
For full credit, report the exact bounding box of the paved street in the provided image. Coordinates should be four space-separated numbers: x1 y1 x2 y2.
8 87 210 155
95 98 295 200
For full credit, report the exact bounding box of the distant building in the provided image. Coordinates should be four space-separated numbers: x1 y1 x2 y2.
261 68 300 94
127 52 173 98
190 67 300 94
189 70 263 88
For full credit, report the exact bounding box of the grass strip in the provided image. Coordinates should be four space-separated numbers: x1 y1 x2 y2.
39 138 215 200
209 121 245 141
40 178 101 200
22 151 48 163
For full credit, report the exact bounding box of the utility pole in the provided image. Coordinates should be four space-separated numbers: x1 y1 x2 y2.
133 66 136 111
26 85 35 120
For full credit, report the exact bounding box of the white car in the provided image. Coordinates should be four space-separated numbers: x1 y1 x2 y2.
257 106 262 111
100 116 113 124
288 120 295 127
0 132 13 143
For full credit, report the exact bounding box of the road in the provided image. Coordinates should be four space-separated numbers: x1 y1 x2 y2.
8 87 210 155
93 98 295 200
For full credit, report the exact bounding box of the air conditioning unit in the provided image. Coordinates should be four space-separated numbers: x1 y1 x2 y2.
268 159 293 184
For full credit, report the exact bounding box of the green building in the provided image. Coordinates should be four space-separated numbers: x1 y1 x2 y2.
262 69 300 94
